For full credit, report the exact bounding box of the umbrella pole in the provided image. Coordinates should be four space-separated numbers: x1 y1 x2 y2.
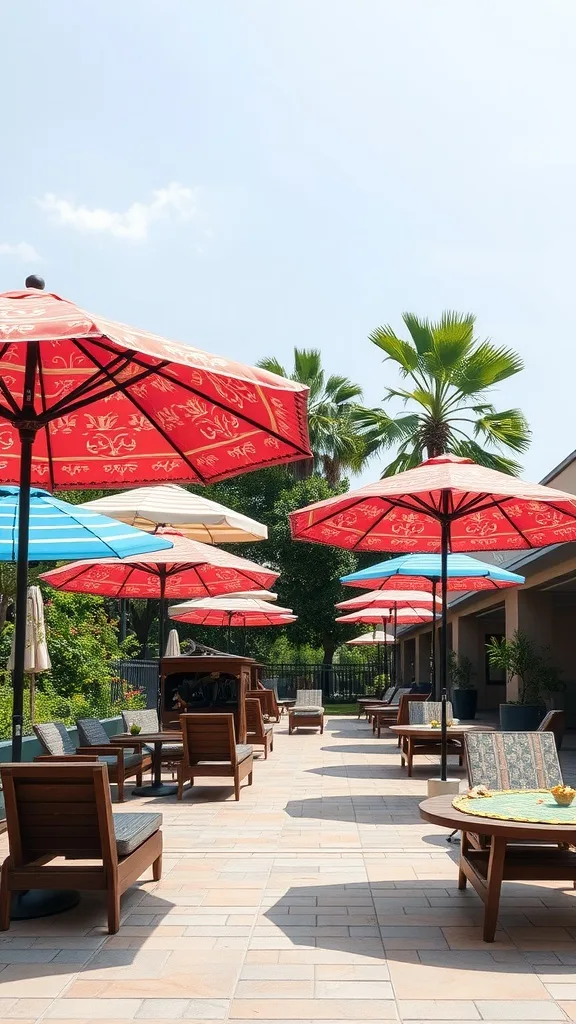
440 512 449 783
431 579 437 698
383 617 388 682
227 614 232 652
157 571 166 721
12 425 35 763
389 606 393 688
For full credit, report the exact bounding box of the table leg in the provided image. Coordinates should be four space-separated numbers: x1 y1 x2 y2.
132 742 177 798
483 836 507 943
458 832 470 888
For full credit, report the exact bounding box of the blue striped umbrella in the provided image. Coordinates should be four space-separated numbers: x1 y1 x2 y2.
341 553 525 589
0 487 174 561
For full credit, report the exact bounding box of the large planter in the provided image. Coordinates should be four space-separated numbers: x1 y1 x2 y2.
499 703 545 731
452 688 478 721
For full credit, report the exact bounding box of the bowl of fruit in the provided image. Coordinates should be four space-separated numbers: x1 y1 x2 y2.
551 784 576 806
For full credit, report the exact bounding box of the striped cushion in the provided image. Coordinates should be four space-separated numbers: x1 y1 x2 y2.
76 718 110 747
34 722 75 756
121 709 159 733
292 706 324 715
113 812 162 856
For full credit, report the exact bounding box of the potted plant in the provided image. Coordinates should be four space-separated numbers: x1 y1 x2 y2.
448 650 477 720
487 630 564 731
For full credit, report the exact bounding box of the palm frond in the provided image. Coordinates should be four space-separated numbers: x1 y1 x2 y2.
473 408 531 454
451 437 522 476
325 375 364 404
453 342 524 393
256 356 287 378
293 348 324 389
369 326 419 373
401 313 434 355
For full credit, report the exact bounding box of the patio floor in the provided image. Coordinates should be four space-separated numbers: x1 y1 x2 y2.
1 715 576 1023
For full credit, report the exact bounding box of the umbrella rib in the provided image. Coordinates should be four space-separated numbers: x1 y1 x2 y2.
72 341 210 485
75 342 210 485
350 503 398 550
36 358 56 493
491 498 533 548
78 335 311 458
0 378 20 417
42 349 137 419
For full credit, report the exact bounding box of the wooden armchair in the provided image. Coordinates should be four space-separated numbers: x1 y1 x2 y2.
245 698 274 759
357 686 397 719
288 690 324 734
0 762 162 933
247 688 280 722
177 713 254 801
75 718 153 802
34 721 151 803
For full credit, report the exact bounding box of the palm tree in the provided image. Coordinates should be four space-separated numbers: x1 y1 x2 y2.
360 311 530 476
257 349 375 486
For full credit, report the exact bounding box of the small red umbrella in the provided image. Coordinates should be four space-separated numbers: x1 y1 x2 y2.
40 529 279 654
335 608 433 625
291 454 576 780
0 280 311 760
169 596 296 650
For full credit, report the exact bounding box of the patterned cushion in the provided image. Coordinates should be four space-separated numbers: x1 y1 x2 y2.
292 706 324 715
121 709 159 733
381 686 397 703
77 718 110 747
34 722 75 756
409 701 453 725
296 690 322 707
113 812 162 856
464 732 562 790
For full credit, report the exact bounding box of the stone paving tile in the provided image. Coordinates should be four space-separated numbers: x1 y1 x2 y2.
0 717 575 1023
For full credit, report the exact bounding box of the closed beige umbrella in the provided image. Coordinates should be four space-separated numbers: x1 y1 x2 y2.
8 586 51 722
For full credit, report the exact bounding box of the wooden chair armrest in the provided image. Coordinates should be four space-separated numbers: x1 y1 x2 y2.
34 754 100 762
107 735 147 749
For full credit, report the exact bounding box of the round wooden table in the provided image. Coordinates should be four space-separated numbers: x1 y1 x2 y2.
420 793 576 942
390 723 494 776
117 731 182 798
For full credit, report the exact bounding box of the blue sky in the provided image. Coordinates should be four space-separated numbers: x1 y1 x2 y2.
2 0 575 485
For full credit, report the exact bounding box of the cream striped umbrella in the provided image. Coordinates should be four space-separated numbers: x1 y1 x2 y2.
81 484 267 544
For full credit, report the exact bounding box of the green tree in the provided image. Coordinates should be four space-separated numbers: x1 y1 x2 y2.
257 348 375 485
361 311 530 475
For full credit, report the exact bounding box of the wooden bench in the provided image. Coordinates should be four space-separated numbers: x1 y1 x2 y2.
0 762 162 934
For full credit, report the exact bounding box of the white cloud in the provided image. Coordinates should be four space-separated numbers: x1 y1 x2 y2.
0 242 42 262
37 182 197 242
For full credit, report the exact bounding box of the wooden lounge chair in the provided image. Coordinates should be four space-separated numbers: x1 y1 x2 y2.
288 690 324 734
245 698 274 759
370 691 426 738
121 709 183 772
247 687 280 723
357 686 397 719
538 709 565 750
75 718 153 802
177 713 254 801
0 762 162 934
402 700 463 776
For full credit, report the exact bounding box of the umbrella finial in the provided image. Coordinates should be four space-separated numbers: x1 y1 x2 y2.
25 275 45 290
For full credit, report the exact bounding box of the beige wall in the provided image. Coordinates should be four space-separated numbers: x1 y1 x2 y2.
546 459 576 495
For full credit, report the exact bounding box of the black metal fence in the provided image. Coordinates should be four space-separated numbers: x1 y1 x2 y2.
262 663 382 701
110 660 159 709
109 659 384 707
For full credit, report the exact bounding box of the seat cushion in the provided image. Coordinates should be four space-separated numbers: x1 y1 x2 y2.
143 742 183 757
292 706 324 715
113 812 162 856
97 751 143 770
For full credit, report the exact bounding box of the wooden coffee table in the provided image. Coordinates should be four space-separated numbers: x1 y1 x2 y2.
419 793 576 941
390 723 493 776
116 731 182 798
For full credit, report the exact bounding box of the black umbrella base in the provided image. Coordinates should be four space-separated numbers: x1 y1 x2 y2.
11 889 80 920
132 782 178 798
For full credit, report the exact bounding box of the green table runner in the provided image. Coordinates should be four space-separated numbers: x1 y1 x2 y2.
453 789 576 825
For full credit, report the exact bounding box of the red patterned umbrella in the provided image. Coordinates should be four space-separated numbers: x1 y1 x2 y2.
39 529 278 600
290 454 576 781
169 596 296 649
0 281 310 759
336 607 433 625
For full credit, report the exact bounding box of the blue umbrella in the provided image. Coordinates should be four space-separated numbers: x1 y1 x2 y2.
0 487 174 562
341 553 525 589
